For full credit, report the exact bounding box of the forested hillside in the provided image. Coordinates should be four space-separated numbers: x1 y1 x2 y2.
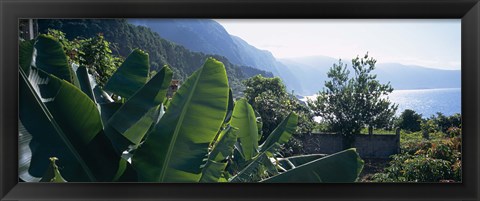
128 19 304 94
37 19 273 96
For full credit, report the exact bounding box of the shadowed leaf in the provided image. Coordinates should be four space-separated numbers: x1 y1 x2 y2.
104 49 150 99
262 148 364 183
106 66 172 148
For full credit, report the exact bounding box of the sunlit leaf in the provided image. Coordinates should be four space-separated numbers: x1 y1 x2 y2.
229 144 279 182
231 98 259 160
132 58 229 182
200 126 238 182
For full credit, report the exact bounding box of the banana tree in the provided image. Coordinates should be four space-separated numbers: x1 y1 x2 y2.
19 34 364 183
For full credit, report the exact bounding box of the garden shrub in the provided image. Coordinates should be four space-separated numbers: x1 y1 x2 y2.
397 109 422 132
372 124 462 182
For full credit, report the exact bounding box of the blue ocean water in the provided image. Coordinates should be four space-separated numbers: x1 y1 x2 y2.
301 88 461 119
388 88 461 117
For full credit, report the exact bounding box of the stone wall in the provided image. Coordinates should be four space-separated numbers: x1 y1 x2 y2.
299 131 400 159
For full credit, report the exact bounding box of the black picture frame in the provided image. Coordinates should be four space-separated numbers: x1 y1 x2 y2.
1 0 479 200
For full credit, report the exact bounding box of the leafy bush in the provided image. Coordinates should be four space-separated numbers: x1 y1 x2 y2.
243 76 315 138
372 154 455 182
242 75 315 157
45 29 123 87
447 127 461 138
432 112 461 133
402 156 452 182
372 127 461 182
420 119 438 134
396 109 422 132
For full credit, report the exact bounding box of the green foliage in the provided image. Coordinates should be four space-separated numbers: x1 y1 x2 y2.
20 63 127 182
259 113 298 154
372 154 455 182
19 39 35 75
230 99 260 160
34 34 78 85
263 149 364 183
200 126 238 182
431 112 462 133
19 33 364 183
243 75 315 138
373 124 462 182
242 75 315 157
420 119 438 134
397 109 422 132
277 154 327 171
44 29 124 88
308 53 397 148
79 34 124 87
106 66 172 148
446 126 462 138
103 49 150 99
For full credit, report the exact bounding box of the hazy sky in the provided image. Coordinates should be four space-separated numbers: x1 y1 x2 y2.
215 19 461 70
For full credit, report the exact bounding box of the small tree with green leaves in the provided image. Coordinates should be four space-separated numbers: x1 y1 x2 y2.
243 75 315 138
308 53 397 148
45 29 124 87
243 75 315 156
397 109 422 132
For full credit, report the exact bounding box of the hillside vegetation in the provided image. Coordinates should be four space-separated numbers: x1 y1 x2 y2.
38 19 273 96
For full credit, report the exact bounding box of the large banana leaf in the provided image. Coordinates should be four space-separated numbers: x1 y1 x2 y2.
106 66 172 146
142 104 165 143
19 67 93 181
19 67 125 182
230 98 259 160
104 49 150 99
75 65 96 101
262 148 364 183
33 34 76 85
74 65 121 129
223 89 234 123
99 102 123 125
18 121 42 182
132 58 230 182
277 154 327 171
75 64 114 105
229 144 279 182
199 160 228 183
208 126 238 162
199 126 238 182
19 39 34 75
259 112 298 153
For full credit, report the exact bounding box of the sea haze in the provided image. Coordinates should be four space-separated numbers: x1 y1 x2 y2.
302 88 461 118
388 88 461 117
